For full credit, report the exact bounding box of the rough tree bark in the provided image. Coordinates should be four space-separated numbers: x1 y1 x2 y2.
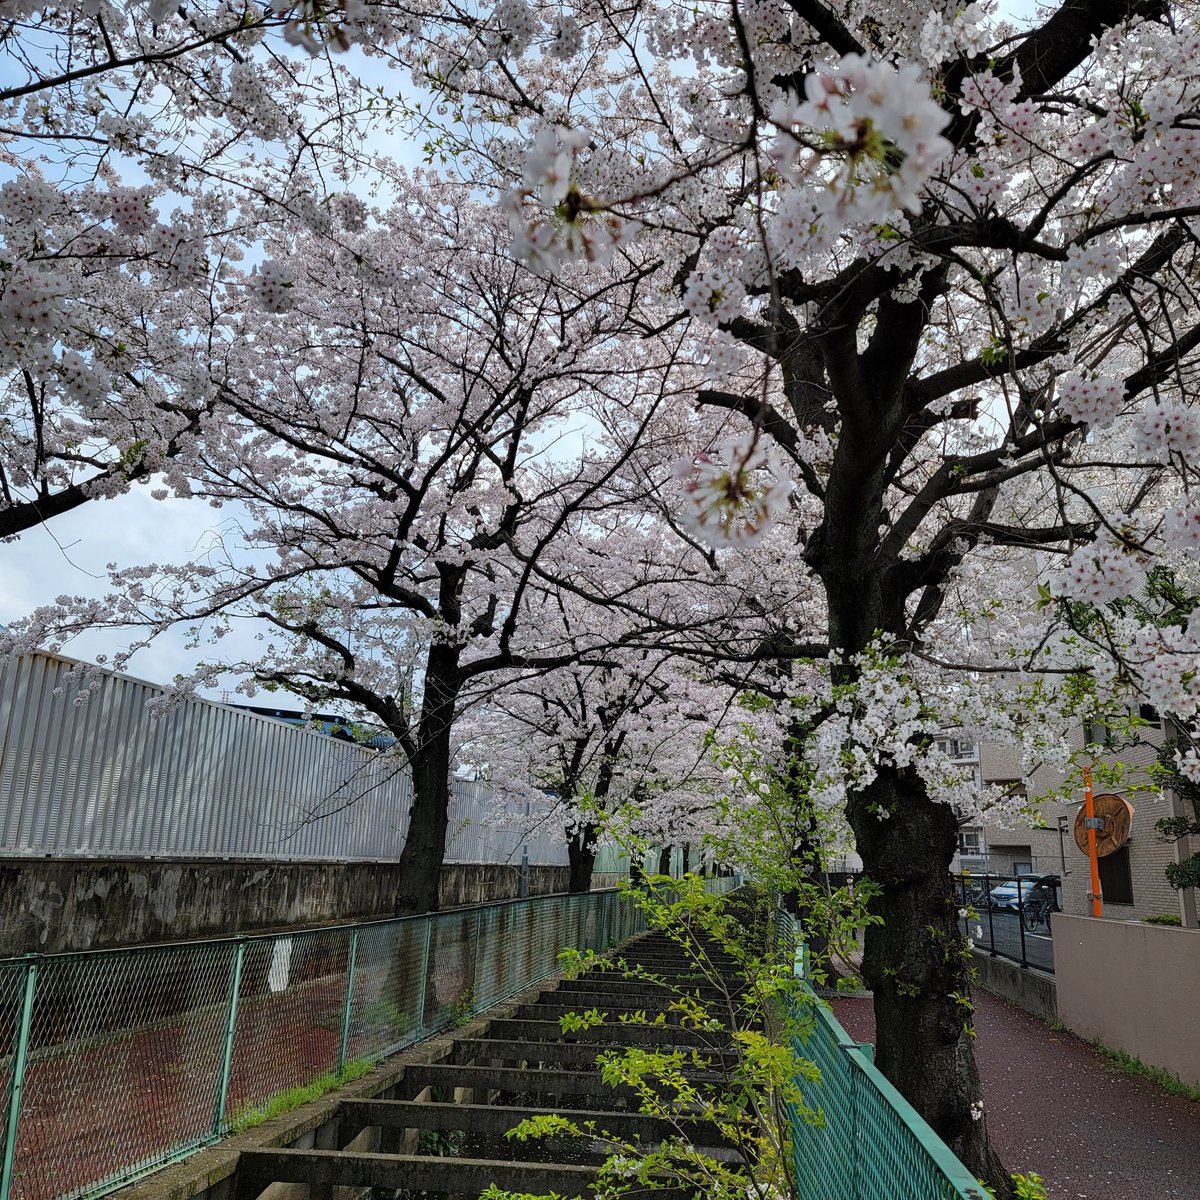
565 745 620 893
393 642 460 915
806 330 1010 1190
847 766 994 1176
567 821 599 893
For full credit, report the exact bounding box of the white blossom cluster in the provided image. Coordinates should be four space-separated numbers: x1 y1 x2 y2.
1131 615 1200 722
1133 402 1200 464
1163 497 1200 552
0 264 67 343
227 62 292 142
486 0 540 58
254 259 297 313
1056 371 1127 428
770 54 952 224
683 267 746 325
56 350 112 412
109 188 155 235
674 436 792 545
918 3 992 66
1061 238 1126 305
1174 745 1200 786
332 192 369 234
547 13 582 59
1054 542 1143 605
506 127 638 272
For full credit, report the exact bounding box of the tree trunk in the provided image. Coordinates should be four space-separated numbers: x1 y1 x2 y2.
567 823 598 893
657 845 672 877
812 405 1010 1192
847 765 1007 1187
393 644 460 915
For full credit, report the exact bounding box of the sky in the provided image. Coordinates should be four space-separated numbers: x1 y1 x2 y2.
0 488 264 691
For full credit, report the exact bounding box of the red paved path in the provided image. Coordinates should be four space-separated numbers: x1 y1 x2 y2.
832 991 1200 1200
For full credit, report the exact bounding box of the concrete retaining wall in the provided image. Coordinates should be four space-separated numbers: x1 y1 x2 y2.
970 950 1058 1023
0 858 571 956
1053 912 1200 1087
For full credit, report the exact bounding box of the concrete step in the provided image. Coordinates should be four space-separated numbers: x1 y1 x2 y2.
543 990 741 1013
337 1098 730 1146
517 1003 683 1022
234 1147 601 1199
552 978 736 999
393 1061 727 1103
452 1038 740 1069
486 1018 730 1049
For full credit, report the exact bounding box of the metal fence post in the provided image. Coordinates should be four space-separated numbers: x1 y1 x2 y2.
0 957 38 1200
851 1055 862 1200
984 874 997 957
212 939 246 1136
1016 884 1029 969
337 928 360 1076
415 917 433 1037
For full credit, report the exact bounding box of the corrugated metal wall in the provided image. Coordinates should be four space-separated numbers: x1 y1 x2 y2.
0 654 568 866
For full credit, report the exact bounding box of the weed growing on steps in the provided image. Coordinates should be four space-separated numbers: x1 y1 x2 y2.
229 1058 372 1133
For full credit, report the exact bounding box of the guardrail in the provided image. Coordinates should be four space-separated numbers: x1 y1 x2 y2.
951 872 1058 973
777 912 987 1200
0 878 738 1200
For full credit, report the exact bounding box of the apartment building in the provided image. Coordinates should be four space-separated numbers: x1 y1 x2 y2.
973 711 1198 926
939 735 988 874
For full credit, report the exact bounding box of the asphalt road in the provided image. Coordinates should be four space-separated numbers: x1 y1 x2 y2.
832 991 1200 1199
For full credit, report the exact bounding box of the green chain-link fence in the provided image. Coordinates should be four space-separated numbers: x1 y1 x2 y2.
778 912 989 1200
0 879 739 1200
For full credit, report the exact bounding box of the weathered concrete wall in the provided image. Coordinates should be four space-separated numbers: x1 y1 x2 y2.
0 858 571 956
970 950 1058 1024
1053 913 1200 1087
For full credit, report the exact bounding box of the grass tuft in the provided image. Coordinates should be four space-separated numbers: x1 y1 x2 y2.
230 1058 373 1133
1092 1042 1200 1102
1037 1012 1200 1101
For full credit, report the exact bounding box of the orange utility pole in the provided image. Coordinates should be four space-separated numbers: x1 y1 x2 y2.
1083 765 1103 917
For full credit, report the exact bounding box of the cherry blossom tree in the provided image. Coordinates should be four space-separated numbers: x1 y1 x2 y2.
465 634 733 891
345 0 1200 1184
2 180 698 913
0 170 234 538
1 0 403 540
14 0 1200 1184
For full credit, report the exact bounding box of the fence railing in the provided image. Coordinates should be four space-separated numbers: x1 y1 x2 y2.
951 871 1059 973
777 912 988 1200
0 882 751 1200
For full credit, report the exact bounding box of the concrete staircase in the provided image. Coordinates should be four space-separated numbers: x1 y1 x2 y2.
233 930 750 1199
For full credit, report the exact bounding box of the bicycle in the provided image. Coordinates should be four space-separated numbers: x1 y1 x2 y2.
1021 895 1055 932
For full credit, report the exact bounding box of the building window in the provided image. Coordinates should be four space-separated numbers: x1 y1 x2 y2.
1013 860 1033 876
1097 845 1134 905
1138 703 1161 727
937 738 976 759
1083 718 1114 748
959 830 982 855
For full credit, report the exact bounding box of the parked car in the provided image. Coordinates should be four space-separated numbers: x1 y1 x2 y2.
989 874 1060 911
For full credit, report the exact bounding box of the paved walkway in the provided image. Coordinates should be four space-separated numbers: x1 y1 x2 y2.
832 991 1200 1200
